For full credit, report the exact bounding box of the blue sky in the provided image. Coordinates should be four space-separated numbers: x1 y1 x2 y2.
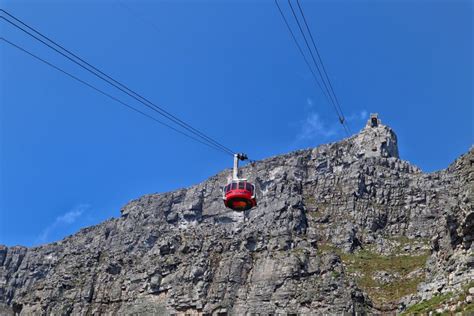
0 0 472 247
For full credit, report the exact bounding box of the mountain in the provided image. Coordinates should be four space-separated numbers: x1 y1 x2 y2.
1 115 472 315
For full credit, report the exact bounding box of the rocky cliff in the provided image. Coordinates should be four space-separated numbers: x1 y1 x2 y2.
0 116 472 315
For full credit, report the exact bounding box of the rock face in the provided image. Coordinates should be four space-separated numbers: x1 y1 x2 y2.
0 116 472 315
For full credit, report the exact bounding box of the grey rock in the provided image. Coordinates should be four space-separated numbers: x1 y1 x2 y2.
0 118 472 315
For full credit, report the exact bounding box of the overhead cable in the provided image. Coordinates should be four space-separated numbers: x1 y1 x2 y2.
295 0 351 134
274 0 350 136
286 1 346 128
274 0 333 106
0 37 231 155
0 9 236 156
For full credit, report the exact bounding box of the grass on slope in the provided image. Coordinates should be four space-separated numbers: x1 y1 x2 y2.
318 241 429 307
401 281 474 315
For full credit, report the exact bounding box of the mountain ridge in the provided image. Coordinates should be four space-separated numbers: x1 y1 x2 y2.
1 116 472 315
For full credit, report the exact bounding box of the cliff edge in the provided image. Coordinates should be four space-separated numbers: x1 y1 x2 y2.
0 115 472 315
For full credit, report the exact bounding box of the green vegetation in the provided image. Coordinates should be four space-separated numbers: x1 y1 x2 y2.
303 194 332 215
464 301 474 313
306 209 320 219
317 242 429 307
341 249 429 306
400 282 474 315
317 243 338 255
331 271 341 279
317 240 473 312
303 195 321 219
386 235 430 254
303 195 317 208
401 292 453 315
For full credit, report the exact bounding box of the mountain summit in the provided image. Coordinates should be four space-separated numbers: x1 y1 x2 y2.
1 115 472 315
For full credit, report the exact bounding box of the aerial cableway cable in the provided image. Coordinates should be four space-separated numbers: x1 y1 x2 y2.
295 0 351 134
286 0 349 135
0 10 234 156
0 9 235 156
274 0 333 109
0 37 231 155
274 0 350 136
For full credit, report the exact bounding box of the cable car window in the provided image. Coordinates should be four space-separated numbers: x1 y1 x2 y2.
231 183 237 190
238 182 245 189
245 183 252 191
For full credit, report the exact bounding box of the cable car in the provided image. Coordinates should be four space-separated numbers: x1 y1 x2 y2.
222 153 257 211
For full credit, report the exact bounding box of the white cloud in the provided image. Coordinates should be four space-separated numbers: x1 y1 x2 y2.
37 204 90 244
56 208 84 224
294 95 371 143
346 109 369 122
298 112 337 140
303 97 315 111
296 108 370 142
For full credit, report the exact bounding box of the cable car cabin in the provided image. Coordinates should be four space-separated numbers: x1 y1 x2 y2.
223 153 256 211
223 181 256 211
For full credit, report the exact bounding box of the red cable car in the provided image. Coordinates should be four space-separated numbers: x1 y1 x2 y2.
222 153 257 211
